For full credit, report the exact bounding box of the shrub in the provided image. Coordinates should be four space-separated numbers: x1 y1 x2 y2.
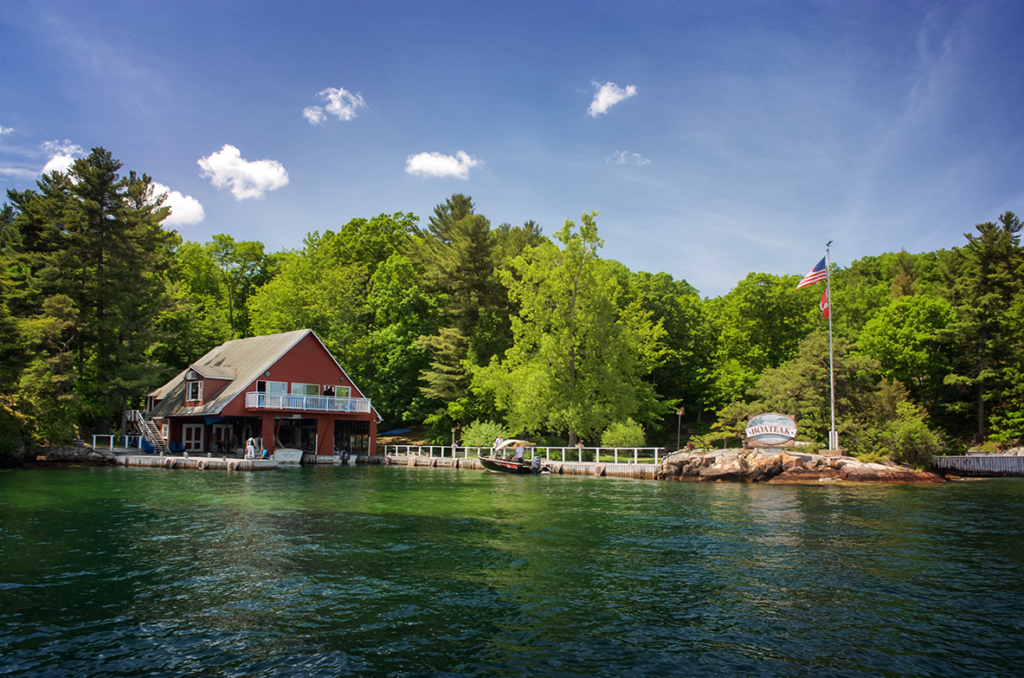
460 420 510 448
0 405 24 462
853 401 941 469
601 418 645 448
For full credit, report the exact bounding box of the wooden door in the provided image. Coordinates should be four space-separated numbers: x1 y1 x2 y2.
183 424 204 452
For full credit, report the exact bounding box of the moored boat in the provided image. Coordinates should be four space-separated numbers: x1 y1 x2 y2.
479 455 532 473
275 448 303 464
478 455 548 474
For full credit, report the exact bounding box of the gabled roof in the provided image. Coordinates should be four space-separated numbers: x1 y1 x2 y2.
190 364 236 379
149 329 311 418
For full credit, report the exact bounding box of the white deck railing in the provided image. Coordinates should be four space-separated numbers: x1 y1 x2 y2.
245 392 371 413
378 445 665 464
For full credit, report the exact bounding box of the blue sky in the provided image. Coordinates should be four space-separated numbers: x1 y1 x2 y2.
2 0 1021 298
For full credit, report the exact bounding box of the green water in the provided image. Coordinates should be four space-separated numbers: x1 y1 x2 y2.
1 465 1022 676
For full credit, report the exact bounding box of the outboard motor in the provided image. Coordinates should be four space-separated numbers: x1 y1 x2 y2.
531 456 542 473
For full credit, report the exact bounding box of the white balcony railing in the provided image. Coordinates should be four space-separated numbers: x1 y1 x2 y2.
245 392 371 413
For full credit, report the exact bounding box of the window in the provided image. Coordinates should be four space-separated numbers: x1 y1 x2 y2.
256 380 288 394
292 383 320 396
186 381 202 401
322 385 349 398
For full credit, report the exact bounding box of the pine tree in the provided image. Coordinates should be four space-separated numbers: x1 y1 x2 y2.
940 212 1023 441
4 148 175 438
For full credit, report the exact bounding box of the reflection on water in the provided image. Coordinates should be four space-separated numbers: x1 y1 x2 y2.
1 466 1022 677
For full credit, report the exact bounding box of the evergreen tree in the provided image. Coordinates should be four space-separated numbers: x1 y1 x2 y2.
3 147 175 437
940 212 1023 441
407 195 514 436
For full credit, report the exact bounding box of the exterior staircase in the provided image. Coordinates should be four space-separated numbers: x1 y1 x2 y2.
127 410 170 456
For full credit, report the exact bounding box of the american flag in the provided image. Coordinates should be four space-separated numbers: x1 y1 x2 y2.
796 257 827 289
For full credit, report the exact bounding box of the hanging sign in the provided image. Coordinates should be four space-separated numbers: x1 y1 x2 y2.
745 413 797 448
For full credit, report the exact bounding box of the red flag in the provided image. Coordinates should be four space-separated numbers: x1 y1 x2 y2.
820 288 831 320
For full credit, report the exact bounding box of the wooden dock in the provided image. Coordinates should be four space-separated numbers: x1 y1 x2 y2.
116 454 278 471
932 455 1024 477
392 454 662 480
113 451 663 480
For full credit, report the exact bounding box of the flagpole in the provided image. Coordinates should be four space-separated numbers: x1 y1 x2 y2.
825 241 837 450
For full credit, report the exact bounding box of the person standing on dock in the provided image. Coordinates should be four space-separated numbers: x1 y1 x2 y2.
494 435 504 457
245 438 256 460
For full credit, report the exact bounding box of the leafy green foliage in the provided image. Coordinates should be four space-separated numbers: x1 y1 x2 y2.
2 156 1016 457
485 212 659 446
601 418 646 448
848 382 942 468
619 270 713 441
704 272 819 409
460 420 509 447
246 213 427 428
208 234 273 339
858 294 957 427
717 331 879 445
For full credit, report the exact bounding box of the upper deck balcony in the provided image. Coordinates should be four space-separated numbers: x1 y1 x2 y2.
245 392 372 414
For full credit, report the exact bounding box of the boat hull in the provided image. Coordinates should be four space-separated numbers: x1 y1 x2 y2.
479 456 535 474
275 448 303 464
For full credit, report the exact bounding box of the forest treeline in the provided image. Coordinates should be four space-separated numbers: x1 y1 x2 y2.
2 149 1021 465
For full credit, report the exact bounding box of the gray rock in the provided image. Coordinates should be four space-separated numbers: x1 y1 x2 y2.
659 448 944 484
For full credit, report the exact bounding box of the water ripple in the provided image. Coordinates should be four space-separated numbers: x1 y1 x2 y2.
0 467 1022 676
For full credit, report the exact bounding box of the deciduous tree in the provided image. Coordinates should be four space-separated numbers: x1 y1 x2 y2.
485 212 654 445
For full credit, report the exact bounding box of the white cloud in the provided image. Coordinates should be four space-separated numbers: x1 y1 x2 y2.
40 139 85 175
304 86 366 124
42 155 76 175
151 182 205 225
197 144 289 200
404 151 480 179
303 106 326 124
588 81 637 117
0 126 14 138
608 150 651 166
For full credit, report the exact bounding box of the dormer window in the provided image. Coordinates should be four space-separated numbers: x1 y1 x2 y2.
186 381 202 402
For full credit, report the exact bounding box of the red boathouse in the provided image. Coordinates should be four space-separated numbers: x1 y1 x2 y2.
145 329 379 461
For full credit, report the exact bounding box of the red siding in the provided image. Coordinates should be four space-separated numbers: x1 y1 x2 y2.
185 376 231 407
158 332 378 456
219 333 364 416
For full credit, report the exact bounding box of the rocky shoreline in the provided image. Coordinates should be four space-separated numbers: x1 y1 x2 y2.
656 448 946 484
26 445 118 466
